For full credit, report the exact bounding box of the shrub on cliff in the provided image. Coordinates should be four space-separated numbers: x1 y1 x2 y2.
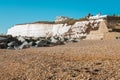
77 18 89 21
56 18 77 25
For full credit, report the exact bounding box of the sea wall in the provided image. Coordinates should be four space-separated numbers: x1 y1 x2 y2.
86 21 108 40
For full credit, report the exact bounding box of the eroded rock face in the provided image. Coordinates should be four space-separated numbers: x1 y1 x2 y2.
7 20 104 39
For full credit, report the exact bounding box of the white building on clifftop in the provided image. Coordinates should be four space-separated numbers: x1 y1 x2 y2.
89 14 107 20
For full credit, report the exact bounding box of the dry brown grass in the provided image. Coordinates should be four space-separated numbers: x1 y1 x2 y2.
0 40 120 80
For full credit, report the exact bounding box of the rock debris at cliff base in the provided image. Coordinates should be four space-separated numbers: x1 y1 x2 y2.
0 35 80 49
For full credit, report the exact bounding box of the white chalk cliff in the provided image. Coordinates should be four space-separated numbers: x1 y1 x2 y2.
7 15 108 39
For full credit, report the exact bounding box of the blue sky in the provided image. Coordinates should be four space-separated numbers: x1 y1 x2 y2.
0 0 120 34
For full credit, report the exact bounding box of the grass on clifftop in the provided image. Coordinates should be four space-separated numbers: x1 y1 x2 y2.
56 18 88 25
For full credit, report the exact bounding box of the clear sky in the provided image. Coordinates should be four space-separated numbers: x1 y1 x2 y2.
0 0 120 34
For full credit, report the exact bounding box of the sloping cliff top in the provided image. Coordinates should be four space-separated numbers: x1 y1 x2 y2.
16 17 89 26
16 21 55 25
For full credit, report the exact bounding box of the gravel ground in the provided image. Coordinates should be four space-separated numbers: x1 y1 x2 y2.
0 40 120 80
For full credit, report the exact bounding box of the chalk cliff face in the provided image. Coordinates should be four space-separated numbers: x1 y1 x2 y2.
7 19 108 39
7 24 53 37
